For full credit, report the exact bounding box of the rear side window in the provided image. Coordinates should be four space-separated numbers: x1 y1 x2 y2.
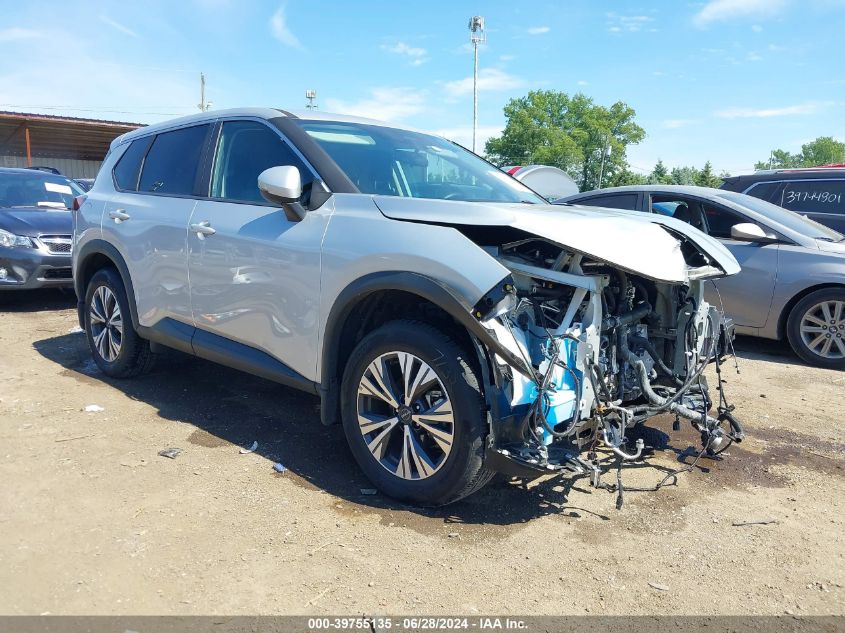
780 180 845 215
744 181 784 204
139 124 210 195
210 120 312 203
577 194 639 210
112 137 152 191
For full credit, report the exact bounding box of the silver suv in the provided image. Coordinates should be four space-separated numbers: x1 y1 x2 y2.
73 108 744 505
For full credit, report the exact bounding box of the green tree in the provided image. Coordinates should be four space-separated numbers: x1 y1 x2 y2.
695 161 722 188
755 137 845 169
670 165 699 185
485 90 646 191
649 160 672 184
800 136 845 167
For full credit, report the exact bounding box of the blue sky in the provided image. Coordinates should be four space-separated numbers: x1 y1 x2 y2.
0 0 843 175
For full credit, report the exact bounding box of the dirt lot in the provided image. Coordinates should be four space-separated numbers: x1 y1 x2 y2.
1 290 843 616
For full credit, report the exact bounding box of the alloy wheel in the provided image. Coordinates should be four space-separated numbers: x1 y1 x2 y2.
799 299 845 360
89 285 123 362
356 351 455 480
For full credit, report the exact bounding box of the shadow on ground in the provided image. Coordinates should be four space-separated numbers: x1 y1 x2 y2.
32 328 730 529
0 288 76 312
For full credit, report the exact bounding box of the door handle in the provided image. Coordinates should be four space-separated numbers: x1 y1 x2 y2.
109 209 130 223
190 220 216 240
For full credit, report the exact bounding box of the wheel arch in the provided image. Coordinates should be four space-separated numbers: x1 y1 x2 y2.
777 282 845 339
74 240 139 331
319 271 501 427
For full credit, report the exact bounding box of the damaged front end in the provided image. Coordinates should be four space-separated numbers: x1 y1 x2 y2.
471 235 746 490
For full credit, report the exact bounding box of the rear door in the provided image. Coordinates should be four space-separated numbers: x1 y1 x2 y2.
778 179 845 234
648 193 779 329
102 124 213 332
186 118 327 381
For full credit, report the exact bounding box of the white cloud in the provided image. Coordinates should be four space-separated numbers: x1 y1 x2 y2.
382 42 428 66
747 51 763 61
443 68 525 99
577 80 589 86
663 118 695 129
98 15 140 39
751 24 763 32
0 27 42 42
270 6 301 49
434 125 504 151
499 54 516 62
693 0 788 27
324 87 427 123
606 12 655 33
715 102 824 118
527 26 550 35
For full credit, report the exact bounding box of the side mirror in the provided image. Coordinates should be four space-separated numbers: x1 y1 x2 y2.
258 166 305 221
730 222 778 243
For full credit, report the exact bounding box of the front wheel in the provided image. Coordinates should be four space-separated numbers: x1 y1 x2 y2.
786 288 845 369
340 320 494 506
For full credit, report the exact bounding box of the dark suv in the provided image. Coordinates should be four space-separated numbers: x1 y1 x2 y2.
720 168 845 234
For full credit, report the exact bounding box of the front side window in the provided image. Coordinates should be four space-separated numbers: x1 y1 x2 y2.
210 120 311 203
780 180 845 216
295 121 545 204
702 203 747 239
139 124 210 196
0 172 82 209
112 136 153 191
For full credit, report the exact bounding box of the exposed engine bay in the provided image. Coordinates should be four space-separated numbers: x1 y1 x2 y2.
471 235 746 504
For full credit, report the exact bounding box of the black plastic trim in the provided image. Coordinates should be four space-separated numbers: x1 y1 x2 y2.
318 270 523 426
272 117 358 194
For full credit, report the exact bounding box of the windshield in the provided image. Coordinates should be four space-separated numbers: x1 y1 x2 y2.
0 171 83 210
295 121 546 204
715 190 843 241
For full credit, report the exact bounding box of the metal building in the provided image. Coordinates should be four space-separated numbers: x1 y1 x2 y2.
0 111 141 179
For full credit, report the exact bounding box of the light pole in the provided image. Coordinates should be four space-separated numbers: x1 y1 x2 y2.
197 73 212 112
468 16 485 153
305 89 318 110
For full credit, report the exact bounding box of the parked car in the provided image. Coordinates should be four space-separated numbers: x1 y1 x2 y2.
0 167 81 290
74 178 95 192
557 185 845 368
720 167 845 234
504 165 579 201
73 108 743 505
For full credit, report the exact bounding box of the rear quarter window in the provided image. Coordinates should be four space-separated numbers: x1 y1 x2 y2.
112 137 153 191
780 180 845 215
744 181 785 204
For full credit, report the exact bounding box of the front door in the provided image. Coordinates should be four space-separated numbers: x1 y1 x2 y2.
649 194 778 329
187 119 328 381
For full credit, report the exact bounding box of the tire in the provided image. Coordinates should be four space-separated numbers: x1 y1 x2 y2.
340 320 494 506
84 268 155 378
786 288 845 369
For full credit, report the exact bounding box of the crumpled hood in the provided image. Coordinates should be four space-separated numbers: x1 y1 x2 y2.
373 197 740 283
0 207 72 237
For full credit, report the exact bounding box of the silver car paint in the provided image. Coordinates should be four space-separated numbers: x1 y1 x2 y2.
81 110 740 388
373 195 740 283
558 184 845 340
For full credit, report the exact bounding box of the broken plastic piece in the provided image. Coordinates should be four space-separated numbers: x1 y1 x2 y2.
158 448 182 459
83 404 104 413
273 462 286 473
240 440 258 454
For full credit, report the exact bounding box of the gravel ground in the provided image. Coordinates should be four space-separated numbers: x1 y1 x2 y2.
1 290 843 615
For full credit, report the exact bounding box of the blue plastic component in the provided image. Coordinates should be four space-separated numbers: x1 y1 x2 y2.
535 337 581 446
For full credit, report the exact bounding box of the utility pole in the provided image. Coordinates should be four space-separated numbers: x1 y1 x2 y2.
468 16 485 154
305 89 318 110
198 73 212 112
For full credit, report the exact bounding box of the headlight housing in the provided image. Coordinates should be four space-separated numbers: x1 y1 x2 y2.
0 229 34 248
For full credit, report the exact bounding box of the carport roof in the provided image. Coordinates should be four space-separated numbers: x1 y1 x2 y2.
0 111 143 161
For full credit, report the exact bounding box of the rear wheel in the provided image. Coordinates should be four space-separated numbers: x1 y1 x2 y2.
786 288 845 369
340 320 494 506
84 268 155 378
